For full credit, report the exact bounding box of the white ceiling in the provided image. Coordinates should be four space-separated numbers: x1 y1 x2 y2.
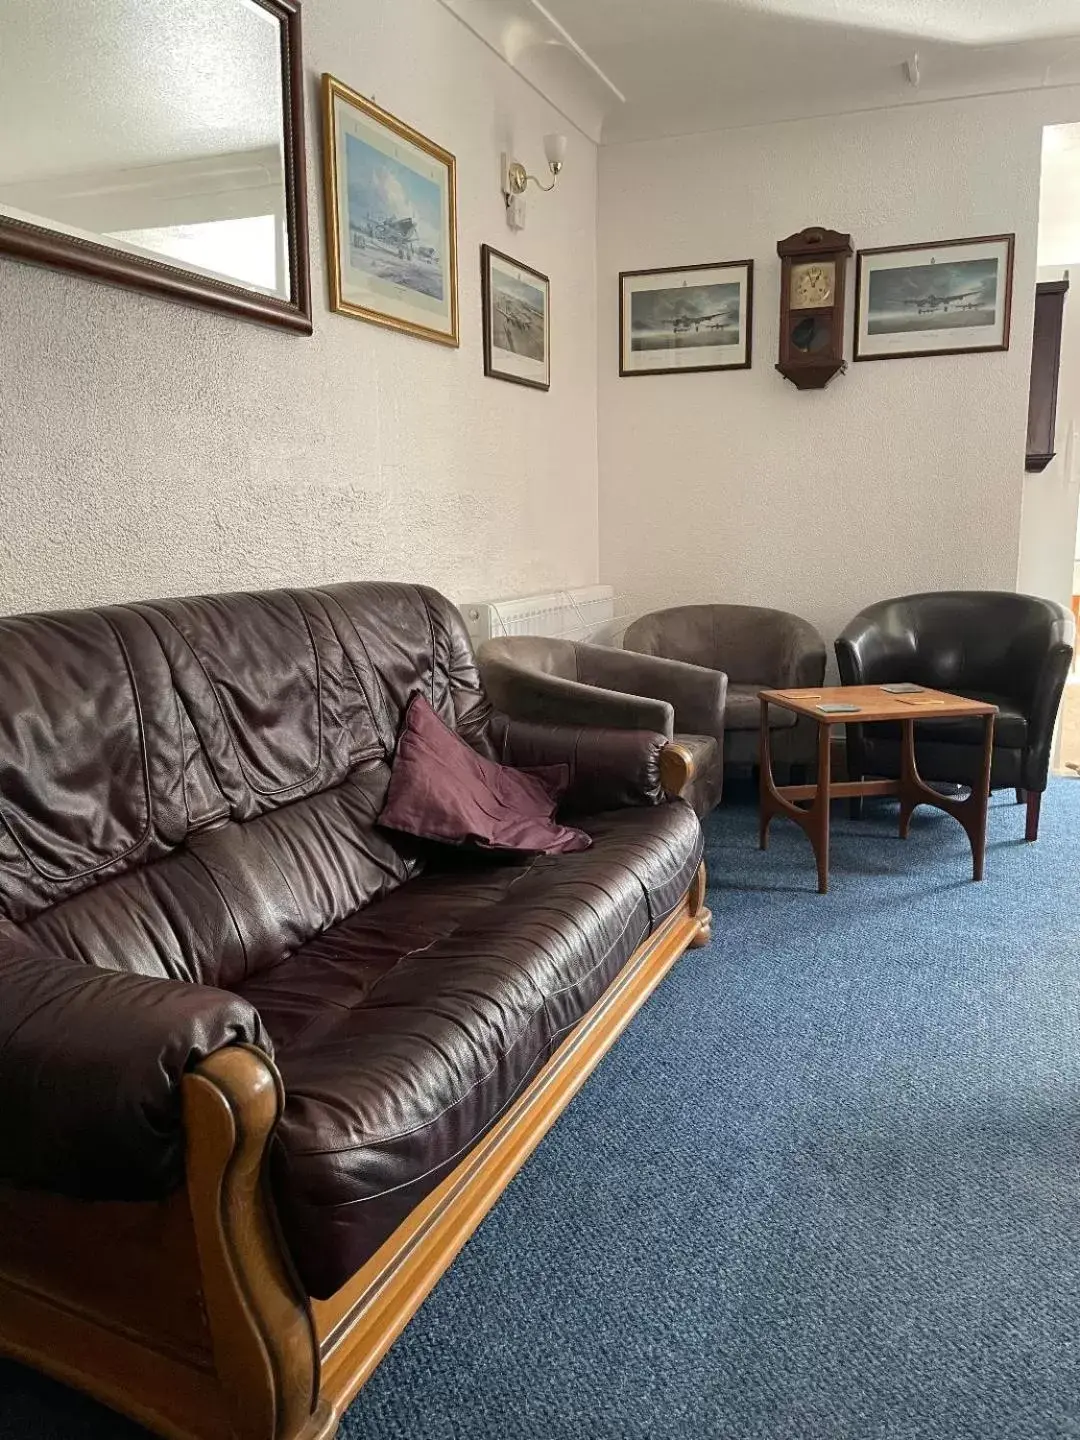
448 0 1080 143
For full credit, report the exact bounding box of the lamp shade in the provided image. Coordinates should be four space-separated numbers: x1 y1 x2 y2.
543 133 567 167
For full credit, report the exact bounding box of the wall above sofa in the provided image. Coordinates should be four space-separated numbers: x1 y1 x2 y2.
0 0 600 618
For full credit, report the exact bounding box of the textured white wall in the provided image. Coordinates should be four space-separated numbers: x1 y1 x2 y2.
1017 263 1080 607
0 0 599 616
598 87 1080 647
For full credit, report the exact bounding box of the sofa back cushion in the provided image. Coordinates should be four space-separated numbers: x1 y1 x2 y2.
0 583 493 989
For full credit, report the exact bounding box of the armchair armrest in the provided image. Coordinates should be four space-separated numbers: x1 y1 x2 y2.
0 922 270 1200
481 653 674 736
574 644 727 741
488 712 669 812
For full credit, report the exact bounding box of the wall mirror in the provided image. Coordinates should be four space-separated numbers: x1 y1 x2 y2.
0 0 311 332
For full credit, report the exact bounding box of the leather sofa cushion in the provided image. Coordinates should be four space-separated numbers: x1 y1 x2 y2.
378 695 589 854
246 800 703 1298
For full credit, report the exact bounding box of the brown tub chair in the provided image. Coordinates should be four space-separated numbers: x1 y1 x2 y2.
477 633 727 816
623 603 827 780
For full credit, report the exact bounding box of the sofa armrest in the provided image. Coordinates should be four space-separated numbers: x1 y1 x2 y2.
0 922 270 1200
488 712 669 811
574 644 727 741
480 653 674 737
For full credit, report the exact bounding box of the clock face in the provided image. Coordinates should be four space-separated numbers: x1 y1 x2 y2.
790 261 835 309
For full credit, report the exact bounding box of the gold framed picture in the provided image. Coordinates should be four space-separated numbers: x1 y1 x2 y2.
321 74 459 346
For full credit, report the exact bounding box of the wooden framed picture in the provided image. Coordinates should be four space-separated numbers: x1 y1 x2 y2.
619 259 753 376
481 245 550 390
321 74 458 346
854 234 1014 362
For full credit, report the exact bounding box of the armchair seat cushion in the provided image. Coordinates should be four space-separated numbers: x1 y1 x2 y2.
248 800 703 1298
726 683 797 732
867 691 1027 749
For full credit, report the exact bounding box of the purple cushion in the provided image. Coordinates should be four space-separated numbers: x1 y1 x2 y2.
378 695 591 854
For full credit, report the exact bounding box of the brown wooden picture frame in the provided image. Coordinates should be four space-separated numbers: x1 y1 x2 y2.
0 0 313 334
853 234 1014 362
481 244 550 391
619 259 753 377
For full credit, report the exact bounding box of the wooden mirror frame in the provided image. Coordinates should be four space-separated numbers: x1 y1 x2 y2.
0 0 312 334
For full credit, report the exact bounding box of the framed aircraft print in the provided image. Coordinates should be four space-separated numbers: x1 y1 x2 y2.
619 259 753 376
854 234 1014 362
481 245 550 390
322 73 459 346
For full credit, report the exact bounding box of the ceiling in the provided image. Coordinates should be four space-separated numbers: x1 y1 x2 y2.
444 0 1080 143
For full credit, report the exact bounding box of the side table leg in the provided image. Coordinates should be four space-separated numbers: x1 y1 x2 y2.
972 714 994 878
898 719 917 839
759 697 772 850
810 721 832 894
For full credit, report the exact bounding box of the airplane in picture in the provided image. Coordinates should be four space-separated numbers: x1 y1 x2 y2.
904 288 982 315
671 302 739 333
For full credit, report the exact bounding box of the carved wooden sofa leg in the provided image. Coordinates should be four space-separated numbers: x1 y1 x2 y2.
183 1047 335 1440
687 861 712 948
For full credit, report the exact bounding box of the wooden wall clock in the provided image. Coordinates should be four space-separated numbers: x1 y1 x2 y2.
776 227 853 389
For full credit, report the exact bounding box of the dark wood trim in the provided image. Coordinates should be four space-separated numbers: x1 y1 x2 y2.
0 871 710 1440
853 233 1015 362
1026 278 1069 472
775 228 851 390
0 0 313 335
618 259 754 376
480 244 550 391
1026 453 1056 472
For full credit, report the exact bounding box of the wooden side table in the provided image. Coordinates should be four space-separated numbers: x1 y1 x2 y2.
758 685 997 894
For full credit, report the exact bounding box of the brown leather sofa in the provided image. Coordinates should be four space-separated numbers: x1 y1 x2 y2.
0 582 711 1440
836 590 1075 839
623 603 827 778
477 633 727 815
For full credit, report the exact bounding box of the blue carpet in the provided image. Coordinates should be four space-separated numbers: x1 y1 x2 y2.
4 782 1080 1439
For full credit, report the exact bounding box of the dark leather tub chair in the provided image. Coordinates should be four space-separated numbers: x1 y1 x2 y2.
477 633 727 816
835 590 1075 840
623 603 827 779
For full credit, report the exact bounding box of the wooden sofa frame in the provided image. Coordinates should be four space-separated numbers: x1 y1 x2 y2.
0 749 711 1440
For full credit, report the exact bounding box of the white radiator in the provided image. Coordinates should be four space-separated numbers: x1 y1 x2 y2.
460 585 616 646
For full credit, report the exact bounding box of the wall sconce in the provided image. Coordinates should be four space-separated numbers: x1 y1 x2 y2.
502 134 567 231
